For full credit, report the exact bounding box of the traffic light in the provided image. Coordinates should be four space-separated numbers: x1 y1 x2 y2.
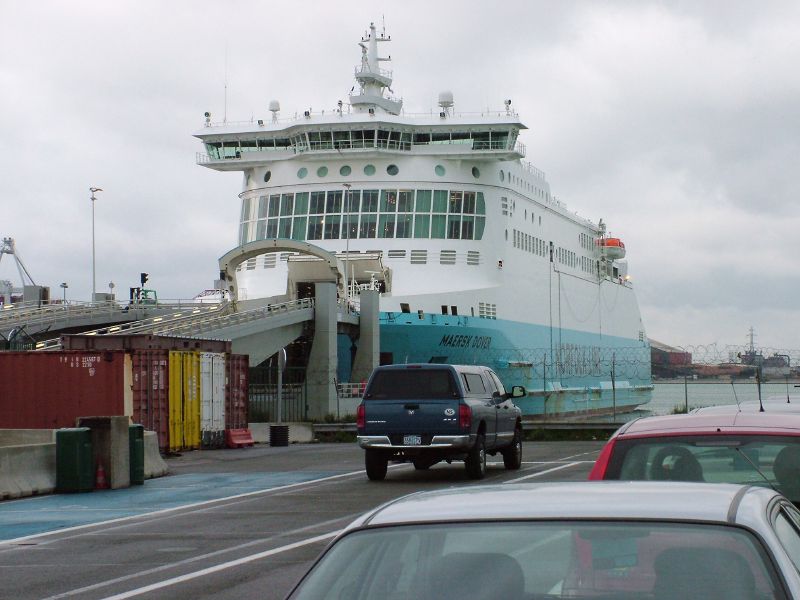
140 272 149 286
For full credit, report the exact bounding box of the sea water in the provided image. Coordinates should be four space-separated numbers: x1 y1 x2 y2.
644 380 800 416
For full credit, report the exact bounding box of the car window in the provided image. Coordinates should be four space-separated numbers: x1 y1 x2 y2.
289 521 786 600
364 369 457 400
607 435 800 504
462 372 486 395
488 371 506 396
774 504 800 572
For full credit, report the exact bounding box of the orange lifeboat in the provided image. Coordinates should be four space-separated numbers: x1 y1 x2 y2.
596 237 626 260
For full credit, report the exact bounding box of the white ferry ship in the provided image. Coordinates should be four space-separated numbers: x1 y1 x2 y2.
195 23 651 416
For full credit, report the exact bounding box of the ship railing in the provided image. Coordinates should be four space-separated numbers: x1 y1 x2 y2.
521 161 546 181
354 65 393 79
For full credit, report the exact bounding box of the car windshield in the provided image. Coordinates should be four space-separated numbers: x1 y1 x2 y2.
288 521 784 599
607 435 800 504
364 369 457 400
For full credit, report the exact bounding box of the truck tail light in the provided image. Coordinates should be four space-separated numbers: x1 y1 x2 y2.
459 404 472 429
357 404 365 429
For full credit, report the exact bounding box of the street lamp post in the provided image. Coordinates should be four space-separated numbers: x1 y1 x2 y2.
342 183 352 299
90 187 103 302
60 282 68 304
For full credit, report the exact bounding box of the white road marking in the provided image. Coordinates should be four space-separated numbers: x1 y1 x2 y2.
95 531 339 600
503 461 583 483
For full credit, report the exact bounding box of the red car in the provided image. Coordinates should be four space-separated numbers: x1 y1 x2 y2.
589 412 800 505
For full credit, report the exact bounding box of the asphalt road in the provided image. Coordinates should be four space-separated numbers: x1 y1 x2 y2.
0 440 604 600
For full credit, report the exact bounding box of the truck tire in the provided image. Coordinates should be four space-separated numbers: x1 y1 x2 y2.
465 434 486 479
365 450 388 481
502 427 523 470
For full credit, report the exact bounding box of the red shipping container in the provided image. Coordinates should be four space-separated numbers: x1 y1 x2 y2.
226 354 249 430
130 349 171 452
0 351 127 429
62 334 231 353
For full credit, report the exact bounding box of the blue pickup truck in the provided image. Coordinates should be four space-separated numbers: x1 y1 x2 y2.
356 364 526 480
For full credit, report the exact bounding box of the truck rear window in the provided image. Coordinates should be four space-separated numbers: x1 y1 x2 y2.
365 370 458 400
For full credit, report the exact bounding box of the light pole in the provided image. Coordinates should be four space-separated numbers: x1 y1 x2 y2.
60 282 68 304
90 187 103 302
108 281 115 302
342 183 351 299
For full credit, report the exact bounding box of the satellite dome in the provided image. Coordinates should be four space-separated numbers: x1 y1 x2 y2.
438 91 454 108
268 100 281 112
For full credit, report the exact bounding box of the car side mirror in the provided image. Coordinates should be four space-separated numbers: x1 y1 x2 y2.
511 385 526 398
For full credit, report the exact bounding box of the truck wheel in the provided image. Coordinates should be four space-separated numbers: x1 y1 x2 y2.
502 427 523 470
465 434 486 479
365 450 388 481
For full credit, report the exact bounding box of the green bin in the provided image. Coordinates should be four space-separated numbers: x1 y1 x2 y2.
129 424 145 485
56 428 94 493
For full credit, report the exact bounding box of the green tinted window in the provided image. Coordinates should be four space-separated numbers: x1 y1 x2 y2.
295 192 309 215
447 215 461 239
433 190 448 213
381 190 397 212
307 216 323 240
362 190 379 212
280 194 294 216
397 190 413 212
360 214 377 238
414 214 430 238
379 214 396 238
310 192 325 214
415 190 432 212
477 192 485 214
431 215 446 238
475 216 486 240
279 218 292 238
396 214 412 238
292 217 307 240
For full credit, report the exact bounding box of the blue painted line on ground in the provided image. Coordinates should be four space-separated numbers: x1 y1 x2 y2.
0 471 338 541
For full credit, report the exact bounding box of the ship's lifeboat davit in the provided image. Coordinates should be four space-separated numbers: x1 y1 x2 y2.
597 237 626 260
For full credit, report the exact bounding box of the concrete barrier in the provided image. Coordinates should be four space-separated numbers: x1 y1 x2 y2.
144 431 168 479
0 443 55 500
248 422 314 444
0 429 56 447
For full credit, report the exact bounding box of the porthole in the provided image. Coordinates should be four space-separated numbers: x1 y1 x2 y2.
499 170 505 182
317 166 328 177
472 166 480 178
263 170 272 183
339 165 352 176
387 164 399 176
435 164 446 176
364 164 376 176
505 229 508 241
297 167 308 179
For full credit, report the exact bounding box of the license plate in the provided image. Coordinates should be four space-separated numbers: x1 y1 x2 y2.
403 435 422 445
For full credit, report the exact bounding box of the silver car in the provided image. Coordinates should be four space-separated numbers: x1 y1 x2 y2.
286 482 800 599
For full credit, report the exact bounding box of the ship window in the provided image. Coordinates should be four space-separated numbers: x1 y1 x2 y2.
413 132 431 144
295 192 309 214
279 218 291 238
266 219 278 238
323 215 341 239
280 194 294 216
342 214 358 239
362 189 379 212
414 214 431 238
269 195 280 217
447 215 462 239
433 190 448 213
359 214 377 238
257 195 269 219
435 164 446 176
431 215 447 239
499 170 505 182
397 190 413 212
307 216 323 240
381 190 397 212
239 222 251 244
344 189 360 212
461 217 474 239
364 164 376 176
309 191 326 214
477 192 485 214
448 191 463 213
400 303 410 313
241 197 253 221
442 305 448 315
334 131 350 149
256 219 266 240
395 214 412 238
326 191 342 214
339 165 352 176
291 217 306 240
463 192 476 214
387 164 399 176
263 170 272 183
471 166 480 178
416 190 432 212
451 306 458 315
379 214 396 238
316 166 328 177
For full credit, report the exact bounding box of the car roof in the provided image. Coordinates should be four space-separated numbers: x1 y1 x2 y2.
617 412 800 437
372 363 487 373
693 401 800 415
347 482 779 529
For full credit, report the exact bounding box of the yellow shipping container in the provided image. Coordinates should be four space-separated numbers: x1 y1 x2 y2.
169 351 201 451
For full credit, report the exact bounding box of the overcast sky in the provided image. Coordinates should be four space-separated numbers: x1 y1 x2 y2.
1 1 798 352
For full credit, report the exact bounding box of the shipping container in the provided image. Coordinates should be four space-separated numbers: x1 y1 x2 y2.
169 351 201 451
200 352 226 448
130 349 170 452
226 354 249 430
62 334 231 353
0 351 127 429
